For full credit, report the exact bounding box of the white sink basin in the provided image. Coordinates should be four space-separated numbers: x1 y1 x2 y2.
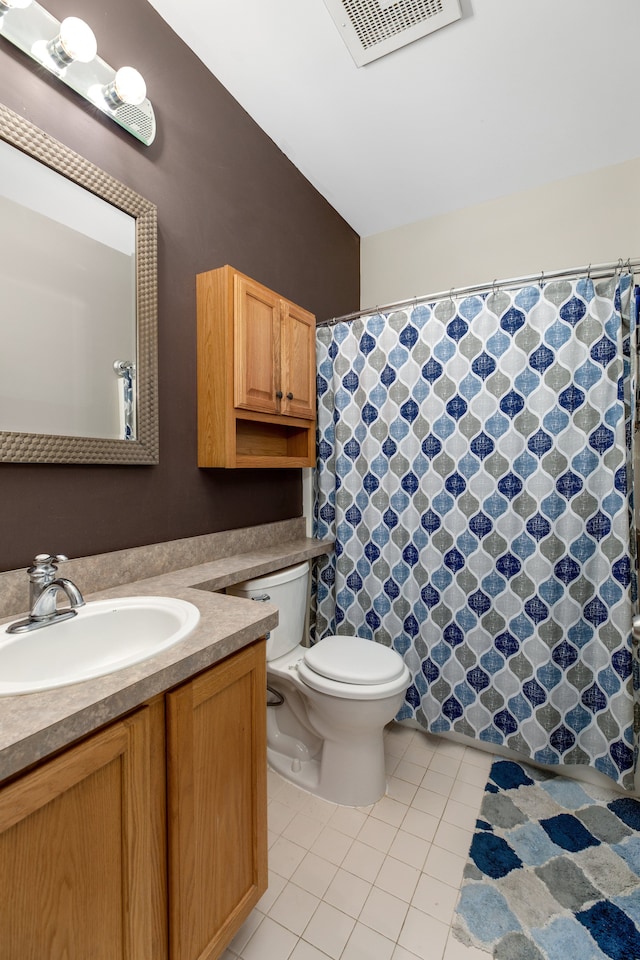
0 596 201 695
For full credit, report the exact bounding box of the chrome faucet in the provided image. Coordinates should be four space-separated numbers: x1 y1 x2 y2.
7 554 85 635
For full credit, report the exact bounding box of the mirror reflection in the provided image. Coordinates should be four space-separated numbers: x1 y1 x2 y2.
0 138 137 440
0 103 158 464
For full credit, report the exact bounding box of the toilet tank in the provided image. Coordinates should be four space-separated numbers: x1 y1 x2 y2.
227 561 310 661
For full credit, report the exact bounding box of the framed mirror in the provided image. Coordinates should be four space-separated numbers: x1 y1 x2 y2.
0 103 158 464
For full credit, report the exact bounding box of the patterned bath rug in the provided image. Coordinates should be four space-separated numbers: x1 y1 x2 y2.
452 758 640 959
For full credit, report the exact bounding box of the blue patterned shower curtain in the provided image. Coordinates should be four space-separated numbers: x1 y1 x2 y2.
314 274 638 789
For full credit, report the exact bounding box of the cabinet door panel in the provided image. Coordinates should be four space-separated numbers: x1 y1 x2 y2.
234 276 280 415
167 640 267 960
0 708 160 960
281 301 316 420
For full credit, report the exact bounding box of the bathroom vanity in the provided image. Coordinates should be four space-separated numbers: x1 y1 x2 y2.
0 639 265 960
0 525 332 960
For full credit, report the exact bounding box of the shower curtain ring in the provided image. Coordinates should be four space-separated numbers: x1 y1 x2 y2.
492 279 498 296
539 270 545 288
587 263 592 280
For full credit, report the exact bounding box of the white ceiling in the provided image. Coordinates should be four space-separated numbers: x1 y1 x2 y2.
146 0 640 238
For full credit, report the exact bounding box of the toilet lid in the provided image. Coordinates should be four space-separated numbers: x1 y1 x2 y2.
303 636 405 685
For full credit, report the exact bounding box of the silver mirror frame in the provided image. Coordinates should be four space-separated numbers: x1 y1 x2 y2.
0 102 159 464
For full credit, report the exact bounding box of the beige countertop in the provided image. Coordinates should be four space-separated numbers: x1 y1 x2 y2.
0 536 332 782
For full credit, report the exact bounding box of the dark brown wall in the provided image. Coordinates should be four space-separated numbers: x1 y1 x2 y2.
0 0 359 572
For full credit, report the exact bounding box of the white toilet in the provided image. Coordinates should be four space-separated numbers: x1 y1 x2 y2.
228 561 410 806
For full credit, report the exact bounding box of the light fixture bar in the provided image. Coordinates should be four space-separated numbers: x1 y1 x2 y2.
0 1 155 146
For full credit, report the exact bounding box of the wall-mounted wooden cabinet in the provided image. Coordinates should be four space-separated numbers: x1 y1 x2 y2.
0 640 267 960
197 265 316 468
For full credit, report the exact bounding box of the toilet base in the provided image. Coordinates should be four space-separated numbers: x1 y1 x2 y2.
268 729 388 807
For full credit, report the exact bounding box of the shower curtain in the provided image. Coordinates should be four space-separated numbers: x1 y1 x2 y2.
314 272 639 790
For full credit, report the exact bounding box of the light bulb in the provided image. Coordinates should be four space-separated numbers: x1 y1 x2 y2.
46 16 97 66
103 66 146 107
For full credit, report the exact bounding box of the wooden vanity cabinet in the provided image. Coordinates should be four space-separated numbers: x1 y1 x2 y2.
0 701 166 960
167 639 267 960
197 265 316 468
0 639 267 960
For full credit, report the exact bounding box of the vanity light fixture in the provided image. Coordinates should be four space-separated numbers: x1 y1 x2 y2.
42 16 97 68
0 0 32 13
0 1 155 145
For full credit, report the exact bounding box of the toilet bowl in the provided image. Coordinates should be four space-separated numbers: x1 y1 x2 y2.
228 561 410 806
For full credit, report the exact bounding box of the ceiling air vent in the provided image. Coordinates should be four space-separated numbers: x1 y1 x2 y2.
323 0 462 66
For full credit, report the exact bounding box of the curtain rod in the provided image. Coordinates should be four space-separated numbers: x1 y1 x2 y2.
318 257 640 329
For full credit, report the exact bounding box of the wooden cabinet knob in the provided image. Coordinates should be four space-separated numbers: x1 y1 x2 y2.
286 392 294 400
275 391 283 399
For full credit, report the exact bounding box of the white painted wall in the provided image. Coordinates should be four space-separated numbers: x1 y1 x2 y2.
361 156 640 308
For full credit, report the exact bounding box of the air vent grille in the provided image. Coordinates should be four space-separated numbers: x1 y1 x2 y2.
323 0 461 66
346 0 444 50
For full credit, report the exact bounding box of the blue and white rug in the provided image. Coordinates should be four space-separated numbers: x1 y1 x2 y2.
453 758 640 959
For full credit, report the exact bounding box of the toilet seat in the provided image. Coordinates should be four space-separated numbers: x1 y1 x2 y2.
303 636 406 684
296 636 410 702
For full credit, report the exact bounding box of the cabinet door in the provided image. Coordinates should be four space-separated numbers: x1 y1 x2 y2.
281 300 316 420
167 640 267 960
0 707 162 960
234 275 280 415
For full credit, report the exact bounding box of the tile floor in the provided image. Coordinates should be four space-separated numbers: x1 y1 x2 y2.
223 724 494 960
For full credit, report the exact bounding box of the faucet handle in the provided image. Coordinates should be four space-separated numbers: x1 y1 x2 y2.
28 554 68 577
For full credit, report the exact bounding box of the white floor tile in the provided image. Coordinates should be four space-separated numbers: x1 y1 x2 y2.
423 845 467 889
256 732 493 960
341 839 386 882
283 812 326 849
398 906 450 960
456 761 492 788
433 820 474 859
461 747 494 771
255 870 287 914
442 797 481 833
359 886 409 941
302 902 355 959
394 759 427 785
374 856 420 903
304 794 339 823
268 799 298 835
443 930 491 959
428 753 462 778
290 852 338 898
403 744 436 767
241 916 298 960
269 836 308 879
411 871 460 924
268 881 320 935
228 909 263 955
401 806 439 842
420 769 455 797
342 922 396 960
290 940 333 960
387 829 430 870
391 947 422 960
323 867 372 917
328 805 368 838
434 740 467 760
357 816 398 853
411 786 447 818
386 776 419 806
310 825 354 865
371 795 409 828
449 779 484 809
